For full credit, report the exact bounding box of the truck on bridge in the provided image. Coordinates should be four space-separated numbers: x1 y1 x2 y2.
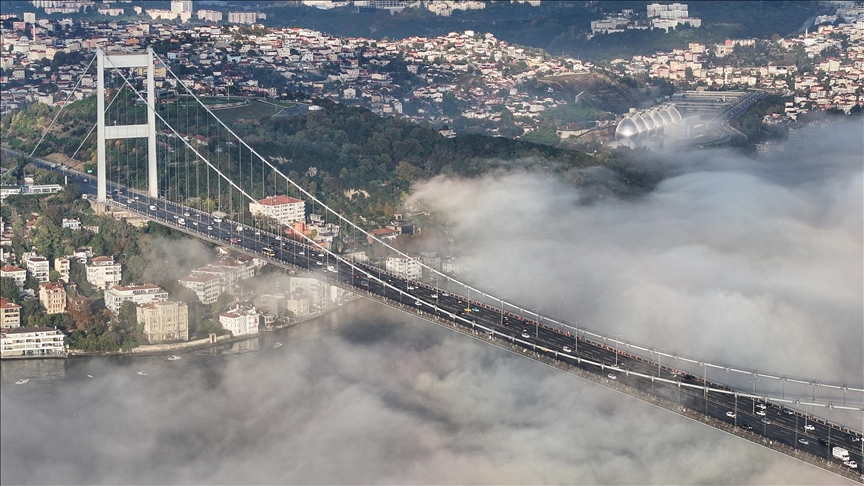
833 446 850 461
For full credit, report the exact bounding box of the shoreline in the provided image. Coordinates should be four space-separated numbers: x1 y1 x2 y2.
7 297 359 361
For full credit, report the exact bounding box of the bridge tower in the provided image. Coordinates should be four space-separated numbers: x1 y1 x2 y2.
96 48 158 202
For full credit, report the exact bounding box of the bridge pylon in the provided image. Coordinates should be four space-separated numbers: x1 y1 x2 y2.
96 47 157 202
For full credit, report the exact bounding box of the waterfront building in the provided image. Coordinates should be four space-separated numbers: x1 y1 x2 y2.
0 326 66 358
137 300 189 344
218 306 259 337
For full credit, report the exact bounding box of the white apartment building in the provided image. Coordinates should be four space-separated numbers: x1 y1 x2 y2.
0 265 27 290
86 256 122 290
104 283 168 314
249 195 306 225
171 0 192 13
219 306 260 337
178 274 222 304
287 276 348 311
24 255 50 283
38 282 67 315
197 9 222 22
285 291 311 318
228 11 265 24
385 254 423 280
0 297 21 328
1 326 66 358
137 300 189 344
191 257 255 291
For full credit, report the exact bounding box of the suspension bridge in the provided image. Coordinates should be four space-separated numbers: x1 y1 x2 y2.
12 48 864 482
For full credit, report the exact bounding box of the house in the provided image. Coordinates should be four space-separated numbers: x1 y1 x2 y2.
38 282 67 315
85 256 122 290
24 255 50 283
385 254 423 280
53 257 70 283
62 218 81 230
367 228 399 244
0 297 21 328
104 284 168 314
0 265 27 290
178 273 222 304
137 300 189 344
218 306 260 337
249 195 306 225
1 326 66 358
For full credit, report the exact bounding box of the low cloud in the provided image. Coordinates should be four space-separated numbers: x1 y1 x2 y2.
0 301 850 484
411 119 863 394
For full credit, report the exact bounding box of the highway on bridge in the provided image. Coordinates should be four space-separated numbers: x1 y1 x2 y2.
15 151 864 481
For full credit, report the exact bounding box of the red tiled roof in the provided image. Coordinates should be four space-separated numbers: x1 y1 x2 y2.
255 195 303 206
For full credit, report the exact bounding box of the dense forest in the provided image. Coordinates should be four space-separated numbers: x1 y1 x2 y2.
2 94 604 227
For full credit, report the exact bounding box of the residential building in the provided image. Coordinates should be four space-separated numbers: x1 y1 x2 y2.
54 257 70 283
287 275 348 311
178 273 222 304
38 282 67 315
24 255 50 283
219 306 260 337
85 256 122 290
1 326 66 358
62 218 81 230
170 0 192 14
190 257 255 291
137 300 189 344
197 9 222 22
0 297 21 328
284 291 311 318
1 265 27 290
385 254 422 280
253 293 286 318
249 195 306 225
104 283 168 314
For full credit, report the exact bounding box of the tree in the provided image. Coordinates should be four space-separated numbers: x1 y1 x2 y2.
49 270 62 282
116 300 138 333
0 277 20 301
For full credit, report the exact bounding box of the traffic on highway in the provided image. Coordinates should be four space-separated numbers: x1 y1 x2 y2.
18 149 864 479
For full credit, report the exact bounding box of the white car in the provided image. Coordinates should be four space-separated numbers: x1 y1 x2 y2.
183 212 190 217
726 411 736 418
607 373 617 380
441 292 450 297
415 301 422 306
431 294 438 299
804 424 815 431
207 226 213 231
213 218 222 223
798 438 809 445
255 231 260 236
521 332 530 339
315 261 322 265
756 410 766 416
756 403 767 410
192 221 198 226
563 346 572 353
844 461 858 469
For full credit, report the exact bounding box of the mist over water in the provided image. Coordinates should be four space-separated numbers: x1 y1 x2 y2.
2 121 861 484
0 301 852 484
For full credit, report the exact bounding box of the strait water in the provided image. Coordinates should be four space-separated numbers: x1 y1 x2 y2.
0 300 844 485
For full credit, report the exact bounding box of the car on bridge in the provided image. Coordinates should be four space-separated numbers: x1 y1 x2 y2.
563 346 572 353
521 332 530 339
804 424 815 431
726 411 736 418
761 418 772 425
798 438 809 445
